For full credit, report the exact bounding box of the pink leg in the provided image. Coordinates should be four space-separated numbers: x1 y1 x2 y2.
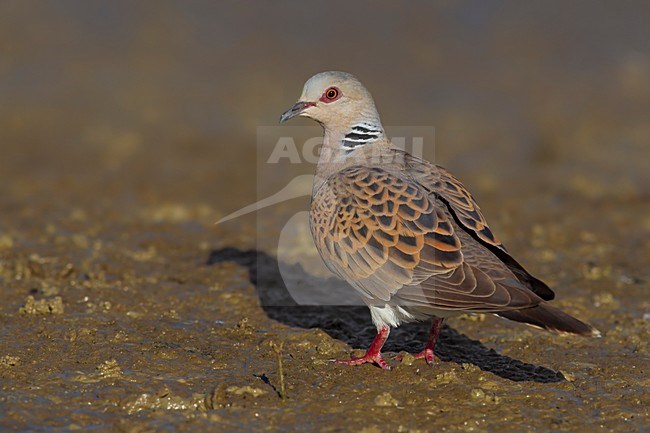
334 326 391 370
411 318 444 366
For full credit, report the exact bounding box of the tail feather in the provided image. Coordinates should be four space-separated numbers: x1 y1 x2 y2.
498 304 600 337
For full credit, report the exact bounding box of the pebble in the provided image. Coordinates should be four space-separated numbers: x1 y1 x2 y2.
0 356 21 367
225 385 267 397
19 295 64 315
374 392 400 407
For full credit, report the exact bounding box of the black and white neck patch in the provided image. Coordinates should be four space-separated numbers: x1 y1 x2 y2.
342 123 383 151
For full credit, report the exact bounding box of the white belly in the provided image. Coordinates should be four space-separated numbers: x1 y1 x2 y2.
368 304 460 330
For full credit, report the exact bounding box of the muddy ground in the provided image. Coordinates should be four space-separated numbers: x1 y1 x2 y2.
1 2 649 432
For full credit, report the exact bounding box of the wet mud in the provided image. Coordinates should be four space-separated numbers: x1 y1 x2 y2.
1 2 649 432
1 186 647 432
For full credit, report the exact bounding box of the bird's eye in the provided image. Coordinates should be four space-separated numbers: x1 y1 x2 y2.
322 87 341 102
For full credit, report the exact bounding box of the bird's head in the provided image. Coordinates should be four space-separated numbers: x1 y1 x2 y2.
279 71 382 132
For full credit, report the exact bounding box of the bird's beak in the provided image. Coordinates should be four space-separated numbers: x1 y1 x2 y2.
279 101 316 124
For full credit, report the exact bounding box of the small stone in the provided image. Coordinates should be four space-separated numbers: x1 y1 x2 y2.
97 359 123 379
122 393 154 414
236 316 254 334
461 363 481 373
593 292 618 307
471 387 501 404
560 370 577 382
19 295 64 315
0 355 21 367
225 385 267 397
583 263 611 280
399 352 417 366
127 246 157 262
471 388 485 400
374 392 399 407
435 369 458 383
311 329 341 355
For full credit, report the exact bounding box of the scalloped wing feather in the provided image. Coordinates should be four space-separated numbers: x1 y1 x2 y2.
401 151 555 301
311 165 543 311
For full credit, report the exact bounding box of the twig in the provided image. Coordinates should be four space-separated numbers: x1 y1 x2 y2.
271 341 286 401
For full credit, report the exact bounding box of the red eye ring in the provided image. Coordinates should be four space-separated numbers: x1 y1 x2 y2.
320 86 341 103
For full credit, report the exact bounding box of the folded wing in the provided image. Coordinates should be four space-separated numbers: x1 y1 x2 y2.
311 165 543 311
402 151 555 301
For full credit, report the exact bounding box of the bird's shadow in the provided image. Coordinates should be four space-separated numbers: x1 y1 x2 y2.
207 247 564 383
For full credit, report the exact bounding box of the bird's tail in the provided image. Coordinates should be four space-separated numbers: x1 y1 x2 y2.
498 304 600 337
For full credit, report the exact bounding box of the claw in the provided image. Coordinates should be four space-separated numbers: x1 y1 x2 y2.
396 318 444 366
334 352 391 370
394 350 438 366
411 348 439 366
332 326 391 369
328 319 444 370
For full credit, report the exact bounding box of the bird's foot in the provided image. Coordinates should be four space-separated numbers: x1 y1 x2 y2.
332 326 392 369
411 348 439 366
333 352 391 370
396 318 444 366
395 349 440 366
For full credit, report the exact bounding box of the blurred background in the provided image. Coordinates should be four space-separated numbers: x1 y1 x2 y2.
1 1 648 232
